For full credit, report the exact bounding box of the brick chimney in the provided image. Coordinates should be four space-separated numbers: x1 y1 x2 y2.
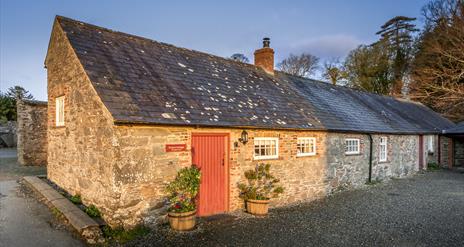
254 37 274 75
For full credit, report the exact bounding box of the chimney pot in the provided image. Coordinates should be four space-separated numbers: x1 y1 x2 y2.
263 37 270 48
254 37 274 75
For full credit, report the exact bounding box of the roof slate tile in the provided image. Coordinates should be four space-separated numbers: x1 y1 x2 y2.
55 16 455 133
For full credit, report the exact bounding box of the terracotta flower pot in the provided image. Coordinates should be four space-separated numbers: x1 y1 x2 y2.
246 199 270 215
168 210 196 231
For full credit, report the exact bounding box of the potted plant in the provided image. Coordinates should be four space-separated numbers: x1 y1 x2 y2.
238 163 284 216
165 166 201 231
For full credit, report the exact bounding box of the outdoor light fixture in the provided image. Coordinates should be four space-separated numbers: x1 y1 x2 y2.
239 130 248 144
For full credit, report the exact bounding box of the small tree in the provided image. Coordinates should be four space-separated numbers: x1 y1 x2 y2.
238 163 284 201
277 53 320 78
0 92 16 123
344 41 393 95
323 58 347 85
230 53 250 63
0 86 34 123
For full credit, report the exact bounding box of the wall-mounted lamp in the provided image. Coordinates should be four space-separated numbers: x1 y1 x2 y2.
238 130 248 144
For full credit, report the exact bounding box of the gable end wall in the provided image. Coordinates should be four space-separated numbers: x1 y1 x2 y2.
46 21 121 225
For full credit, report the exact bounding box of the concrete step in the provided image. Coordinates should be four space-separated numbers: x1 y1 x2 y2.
23 176 103 244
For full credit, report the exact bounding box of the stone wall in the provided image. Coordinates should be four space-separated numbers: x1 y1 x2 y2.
16 99 48 165
109 128 424 227
454 139 464 166
440 136 451 168
326 133 422 192
46 22 120 225
111 126 328 227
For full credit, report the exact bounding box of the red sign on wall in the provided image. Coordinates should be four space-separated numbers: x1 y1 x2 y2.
165 144 187 152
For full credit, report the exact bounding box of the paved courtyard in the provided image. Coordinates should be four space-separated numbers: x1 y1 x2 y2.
0 149 84 247
129 169 464 247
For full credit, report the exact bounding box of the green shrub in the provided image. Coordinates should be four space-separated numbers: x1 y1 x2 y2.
69 194 82 204
102 225 150 243
427 162 441 171
238 163 284 200
84 204 101 218
165 166 201 213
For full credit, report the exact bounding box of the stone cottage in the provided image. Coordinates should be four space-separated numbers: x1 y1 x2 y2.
45 16 455 227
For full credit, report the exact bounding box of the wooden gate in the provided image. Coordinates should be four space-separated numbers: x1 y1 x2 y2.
191 133 229 216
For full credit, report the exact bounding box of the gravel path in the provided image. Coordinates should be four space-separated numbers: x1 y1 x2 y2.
129 170 464 247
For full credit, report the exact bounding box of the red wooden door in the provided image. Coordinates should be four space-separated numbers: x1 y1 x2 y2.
191 133 228 216
419 135 424 169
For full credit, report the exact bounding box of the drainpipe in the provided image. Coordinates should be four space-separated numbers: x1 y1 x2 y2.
437 135 441 165
368 134 373 183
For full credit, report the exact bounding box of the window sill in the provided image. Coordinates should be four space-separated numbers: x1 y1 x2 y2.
345 153 361 156
297 154 317 158
253 157 279 161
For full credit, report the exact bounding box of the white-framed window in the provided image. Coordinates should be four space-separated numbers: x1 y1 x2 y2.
55 96 65 126
379 136 388 162
254 137 279 160
297 137 316 157
345 138 360 155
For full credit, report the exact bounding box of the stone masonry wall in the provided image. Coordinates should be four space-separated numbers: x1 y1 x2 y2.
111 127 427 227
112 126 328 227
440 136 464 167
326 133 422 192
16 99 48 166
454 139 464 166
440 136 452 168
46 22 120 225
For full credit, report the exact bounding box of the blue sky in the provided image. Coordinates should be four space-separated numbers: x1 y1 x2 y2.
1 0 428 100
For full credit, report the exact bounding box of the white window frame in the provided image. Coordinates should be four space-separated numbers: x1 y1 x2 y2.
55 96 65 127
297 137 317 157
379 136 388 162
253 137 279 160
345 138 360 155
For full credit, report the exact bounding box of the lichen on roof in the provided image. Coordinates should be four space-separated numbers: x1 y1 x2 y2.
54 15 454 133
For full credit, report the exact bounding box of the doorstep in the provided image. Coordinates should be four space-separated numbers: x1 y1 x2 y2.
23 176 103 244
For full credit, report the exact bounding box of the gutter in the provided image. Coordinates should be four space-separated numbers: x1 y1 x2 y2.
368 134 373 183
113 120 443 135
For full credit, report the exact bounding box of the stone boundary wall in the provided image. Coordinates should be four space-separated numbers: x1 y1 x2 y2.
17 99 48 166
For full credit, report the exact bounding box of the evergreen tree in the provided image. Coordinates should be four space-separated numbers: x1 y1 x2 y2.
0 86 34 123
376 16 419 96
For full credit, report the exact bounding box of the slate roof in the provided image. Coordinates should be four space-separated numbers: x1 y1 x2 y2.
52 16 455 134
443 122 464 135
